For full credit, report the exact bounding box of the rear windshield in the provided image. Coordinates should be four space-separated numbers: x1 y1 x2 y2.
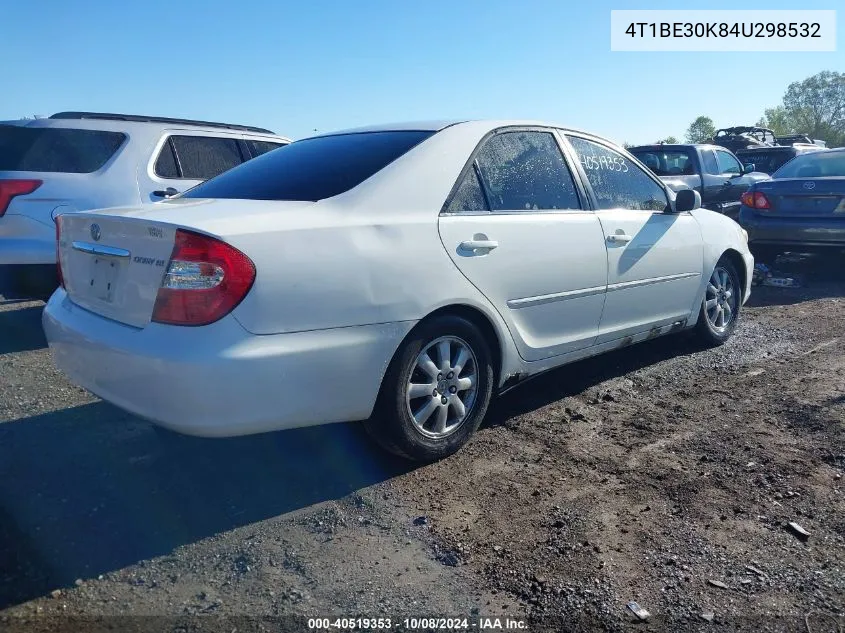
629 149 695 176
0 125 126 173
773 150 845 179
182 130 434 202
735 149 796 175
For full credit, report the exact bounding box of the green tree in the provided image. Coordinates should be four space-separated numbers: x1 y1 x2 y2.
756 106 791 135
758 71 845 146
685 116 716 144
653 136 679 144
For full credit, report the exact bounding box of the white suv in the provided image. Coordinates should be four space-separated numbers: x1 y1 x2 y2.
0 112 290 298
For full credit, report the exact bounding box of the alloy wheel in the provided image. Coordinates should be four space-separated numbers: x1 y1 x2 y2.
405 336 478 439
705 266 737 332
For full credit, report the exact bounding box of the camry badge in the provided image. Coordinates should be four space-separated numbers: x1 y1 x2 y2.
90 223 101 241
803 181 816 190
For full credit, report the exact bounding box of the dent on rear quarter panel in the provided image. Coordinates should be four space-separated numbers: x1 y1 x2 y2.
230 210 462 335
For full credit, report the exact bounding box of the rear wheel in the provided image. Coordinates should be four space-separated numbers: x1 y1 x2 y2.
365 315 494 462
694 256 741 347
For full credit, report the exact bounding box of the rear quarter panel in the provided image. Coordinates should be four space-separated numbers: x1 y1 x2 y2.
224 122 522 372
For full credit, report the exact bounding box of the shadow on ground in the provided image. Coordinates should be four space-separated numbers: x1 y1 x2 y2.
0 304 46 355
746 251 845 308
0 329 706 610
485 333 700 426
1 250 840 610
0 404 410 609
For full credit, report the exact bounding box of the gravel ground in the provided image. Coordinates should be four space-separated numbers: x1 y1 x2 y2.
0 253 843 633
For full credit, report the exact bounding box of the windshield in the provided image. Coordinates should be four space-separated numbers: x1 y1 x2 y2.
630 149 695 176
182 130 434 201
773 150 845 178
0 125 126 173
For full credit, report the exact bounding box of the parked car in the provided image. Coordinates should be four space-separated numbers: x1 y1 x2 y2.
0 112 290 299
711 126 826 153
628 143 769 219
735 143 825 177
43 120 753 462
738 148 845 262
711 126 777 153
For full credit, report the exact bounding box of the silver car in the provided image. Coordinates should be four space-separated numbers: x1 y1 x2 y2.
0 111 290 298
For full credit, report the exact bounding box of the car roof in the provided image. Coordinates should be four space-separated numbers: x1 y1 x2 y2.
629 144 723 151
1 114 289 141
303 119 622 145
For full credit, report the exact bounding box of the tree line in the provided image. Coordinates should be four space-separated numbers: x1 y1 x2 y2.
627 71 844 148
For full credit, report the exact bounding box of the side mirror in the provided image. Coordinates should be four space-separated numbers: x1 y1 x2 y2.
743 163 755 174
674 188 701 213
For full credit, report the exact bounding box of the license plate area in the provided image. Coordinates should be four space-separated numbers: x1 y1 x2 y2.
785 196 840 212
87 255 124 304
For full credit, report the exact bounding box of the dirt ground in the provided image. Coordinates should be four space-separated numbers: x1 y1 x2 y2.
0 253 843 632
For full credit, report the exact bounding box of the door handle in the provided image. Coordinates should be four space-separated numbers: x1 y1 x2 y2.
459 239 499 251
153 187 179 198
606 234 633 244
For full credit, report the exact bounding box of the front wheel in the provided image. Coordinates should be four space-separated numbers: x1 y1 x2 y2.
694 256 742 347
365 315 494 462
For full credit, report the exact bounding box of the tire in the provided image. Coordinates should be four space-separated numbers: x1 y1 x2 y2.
364 315 494 462
694 256 742 347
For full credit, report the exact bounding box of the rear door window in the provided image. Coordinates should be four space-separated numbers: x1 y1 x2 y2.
567 135 668 212
446 165 489 213
182 130 434 201
630 149 694 176
245 139 287 158
169 135 245 180
701 150 720 174
0 125 126 173
154 140 180 178
447 131 581 212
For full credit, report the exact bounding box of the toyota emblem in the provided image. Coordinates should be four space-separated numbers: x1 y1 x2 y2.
90 223 101 241
803 181 816 190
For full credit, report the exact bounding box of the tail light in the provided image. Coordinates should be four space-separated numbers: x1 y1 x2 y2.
151 229 255 326
0 179 42 217
55 215 65 288
741 190 771 210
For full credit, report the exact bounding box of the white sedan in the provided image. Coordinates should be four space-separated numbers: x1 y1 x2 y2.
43 120 754 461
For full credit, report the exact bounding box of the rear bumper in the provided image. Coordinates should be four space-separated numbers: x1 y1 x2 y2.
0 214 56 265
43 290 414 436
739 207 845 248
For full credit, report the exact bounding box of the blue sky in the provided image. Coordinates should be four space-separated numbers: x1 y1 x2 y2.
2 0 842 144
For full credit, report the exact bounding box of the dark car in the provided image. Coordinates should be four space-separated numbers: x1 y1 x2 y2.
735 144 824 177
629 143 769 219
738 148 845 261
711 126 776 153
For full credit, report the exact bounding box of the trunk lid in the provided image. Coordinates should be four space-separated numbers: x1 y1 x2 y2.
754 178 845 218
59 211 178 328
58 198 315 328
